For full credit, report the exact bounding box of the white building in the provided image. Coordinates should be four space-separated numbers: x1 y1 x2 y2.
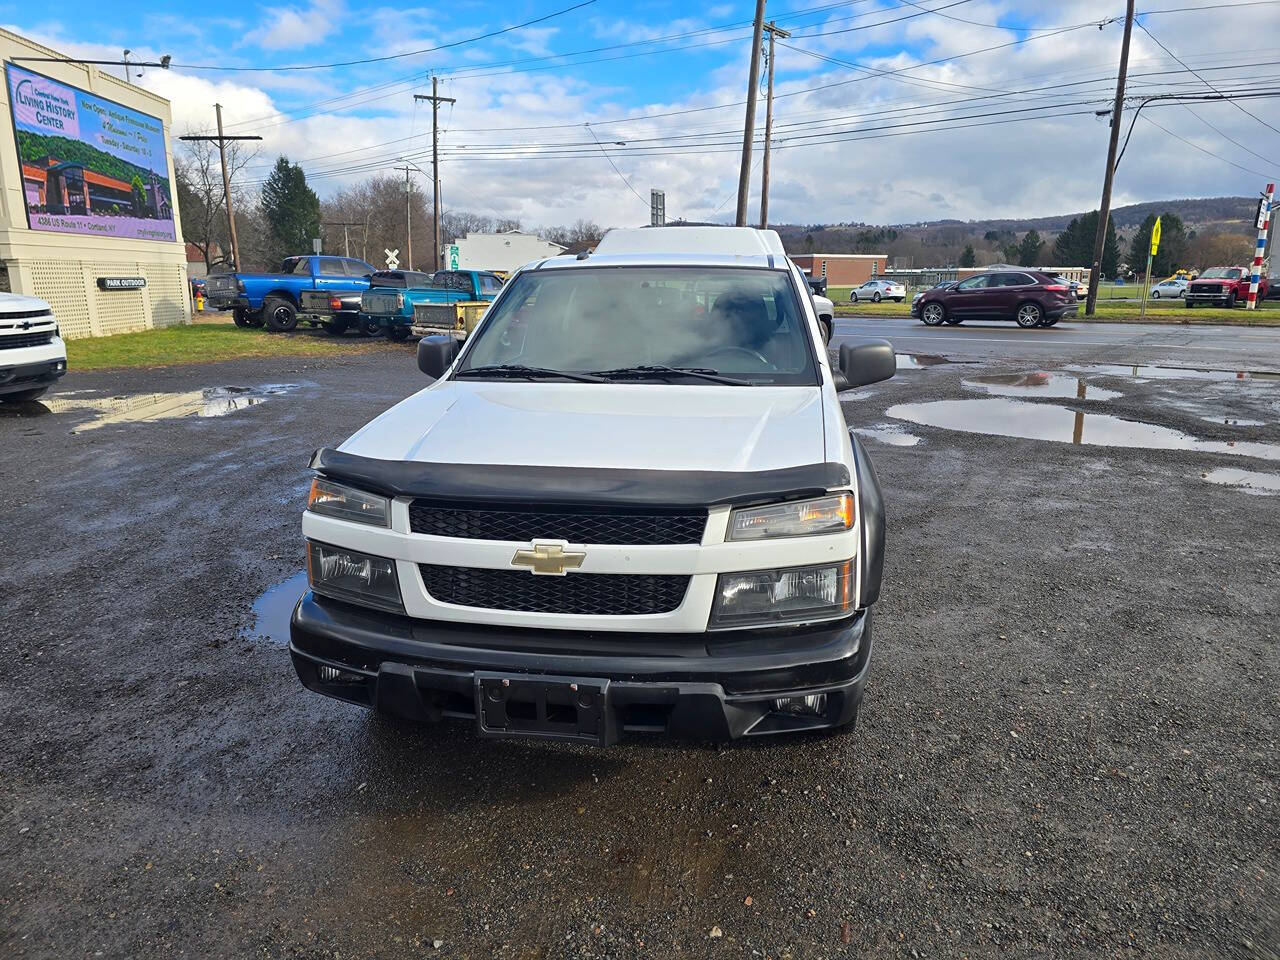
442 230 566 272
0 28 190 338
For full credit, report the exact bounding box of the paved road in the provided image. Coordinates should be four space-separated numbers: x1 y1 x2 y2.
835 315 1280 371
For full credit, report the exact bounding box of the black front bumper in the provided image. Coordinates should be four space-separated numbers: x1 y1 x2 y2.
0 358 66 395
289 592 873 744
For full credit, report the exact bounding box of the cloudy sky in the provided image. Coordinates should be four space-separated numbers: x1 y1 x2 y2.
6 0 1279 228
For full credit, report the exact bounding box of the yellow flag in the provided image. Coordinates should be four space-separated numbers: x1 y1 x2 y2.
1150 216 1162 256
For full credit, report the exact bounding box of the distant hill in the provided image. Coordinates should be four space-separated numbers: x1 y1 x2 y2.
907 196 1258 233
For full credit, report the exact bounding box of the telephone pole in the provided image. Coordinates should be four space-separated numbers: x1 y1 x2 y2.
322 220 363 258
1084 0 1135 315
735 0 767 227
758 21 790 230
414 78 456 270
179 105 262 273
392 164 417 269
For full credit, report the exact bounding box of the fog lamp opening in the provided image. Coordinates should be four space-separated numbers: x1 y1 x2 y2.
317 664 364 684
773 694 828 717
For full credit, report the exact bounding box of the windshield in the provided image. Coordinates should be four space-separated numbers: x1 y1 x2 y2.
456 266 818 385
1200 268 1243 280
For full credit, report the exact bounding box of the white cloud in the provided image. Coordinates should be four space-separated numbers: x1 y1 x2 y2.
259 0 346 51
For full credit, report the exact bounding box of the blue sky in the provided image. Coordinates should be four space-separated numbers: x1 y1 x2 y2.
4 0 1277 227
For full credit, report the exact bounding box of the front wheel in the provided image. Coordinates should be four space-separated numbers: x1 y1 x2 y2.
893 297 904 302
233 308 262 329
361 318 382 337
921 302 946 326
1185 299 1195 309
849 292 859 303
1226 292 1237 308
871 292 882 303
263 297 298 332
1151 289 1161 299
0 386 48 403
1041 316 1060 327
1015 302 1043 328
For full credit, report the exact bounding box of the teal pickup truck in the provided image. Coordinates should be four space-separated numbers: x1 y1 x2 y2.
360 270 504 341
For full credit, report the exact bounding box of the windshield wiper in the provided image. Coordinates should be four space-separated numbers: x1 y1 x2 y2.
591 364 750 386
455 364 604 383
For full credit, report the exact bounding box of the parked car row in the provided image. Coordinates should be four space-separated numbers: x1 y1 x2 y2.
202 255 505 339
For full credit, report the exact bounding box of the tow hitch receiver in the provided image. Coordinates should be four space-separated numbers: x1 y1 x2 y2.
476 673 614 746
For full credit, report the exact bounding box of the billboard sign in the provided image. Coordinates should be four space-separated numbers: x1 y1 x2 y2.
5 64 176 242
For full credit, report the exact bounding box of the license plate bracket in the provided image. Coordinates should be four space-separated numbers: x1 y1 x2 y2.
475 673 613 746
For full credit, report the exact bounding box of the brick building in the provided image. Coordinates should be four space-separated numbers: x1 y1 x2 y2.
789 253 887 286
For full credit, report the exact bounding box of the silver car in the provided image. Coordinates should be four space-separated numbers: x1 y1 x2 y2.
850 279 906 303
1149 278 1187 299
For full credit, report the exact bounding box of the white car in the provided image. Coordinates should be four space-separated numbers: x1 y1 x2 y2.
0 292 66 403
849 279 906 303
1149 278 1187 299
289 226 894 745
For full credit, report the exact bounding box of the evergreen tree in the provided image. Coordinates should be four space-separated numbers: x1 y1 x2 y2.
1002 242 1021 264
1049 211 1118 277
260 157 321 267
959 244 976 267
1018 229 1044 267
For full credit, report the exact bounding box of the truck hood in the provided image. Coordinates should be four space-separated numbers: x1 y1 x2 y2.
339 380 827 472
0 291 52 314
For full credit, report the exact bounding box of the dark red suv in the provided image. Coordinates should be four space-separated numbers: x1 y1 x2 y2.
910 270 1078 328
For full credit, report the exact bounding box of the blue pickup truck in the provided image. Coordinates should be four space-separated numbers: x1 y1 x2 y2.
203 255 377 332
361 269 504 341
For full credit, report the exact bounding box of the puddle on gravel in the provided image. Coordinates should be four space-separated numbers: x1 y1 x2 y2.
852 424 922 447
964 373 1122 401
1203 416 1266 427
1067 363 1280 383
896 354 970 370
886 397 1280 461
252 571 308 645
28 384 298 432
1202 468 1280 495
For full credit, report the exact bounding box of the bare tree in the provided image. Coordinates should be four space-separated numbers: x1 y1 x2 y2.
175 127 259 273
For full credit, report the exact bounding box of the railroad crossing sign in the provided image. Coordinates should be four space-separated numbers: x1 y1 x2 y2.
385 248 400 270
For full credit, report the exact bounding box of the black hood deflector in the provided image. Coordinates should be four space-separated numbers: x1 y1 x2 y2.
310 448 850 508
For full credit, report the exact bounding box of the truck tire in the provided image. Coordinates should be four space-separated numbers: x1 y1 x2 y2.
387 326 410 343
233 308 262 329
263 297 298 332
361 318 382 337
322 317 349 336
1185 299 1194 309
1226 292 1236 308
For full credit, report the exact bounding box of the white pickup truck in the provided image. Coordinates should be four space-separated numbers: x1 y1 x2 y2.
0 293 66 403
289 226 893 745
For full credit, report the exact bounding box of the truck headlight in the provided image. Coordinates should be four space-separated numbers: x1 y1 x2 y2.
307 541 403 613
307 478 389 527
711 561 853 629
728 493 854 541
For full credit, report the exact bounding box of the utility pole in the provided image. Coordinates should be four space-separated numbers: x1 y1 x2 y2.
758 21 790 230
1084 0 1135 315
735 0 767 227
414 78 456 270
179 106 262 273
392 164 415 269
323 220 363 258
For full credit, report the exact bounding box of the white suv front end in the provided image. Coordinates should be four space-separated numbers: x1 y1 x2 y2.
0 293 65 403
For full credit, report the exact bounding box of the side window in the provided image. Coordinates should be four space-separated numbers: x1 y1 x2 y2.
957 275 988 290
281 257 306 275
318 257 346 276
480 275 503 295
342 260 372 278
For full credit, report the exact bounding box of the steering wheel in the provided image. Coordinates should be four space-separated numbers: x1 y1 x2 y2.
700 345 774 369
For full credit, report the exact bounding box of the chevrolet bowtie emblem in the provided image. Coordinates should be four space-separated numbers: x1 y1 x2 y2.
511 541 586 576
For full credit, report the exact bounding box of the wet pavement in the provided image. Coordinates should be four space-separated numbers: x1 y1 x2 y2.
1 341 1278 959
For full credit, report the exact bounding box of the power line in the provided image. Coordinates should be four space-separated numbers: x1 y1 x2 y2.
1140 112 1279 177
171 0 600 72
1136 19 1280 135
585 125 650 208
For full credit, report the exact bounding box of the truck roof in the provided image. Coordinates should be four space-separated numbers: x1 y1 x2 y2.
534 226 791 272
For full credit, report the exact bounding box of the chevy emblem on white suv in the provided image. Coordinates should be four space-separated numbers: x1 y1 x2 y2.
510 541 586 576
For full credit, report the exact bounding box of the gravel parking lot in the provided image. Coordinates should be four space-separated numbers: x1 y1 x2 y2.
1 338 1277 959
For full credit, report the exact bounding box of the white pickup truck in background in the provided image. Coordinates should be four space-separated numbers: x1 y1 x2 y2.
0 293 65 403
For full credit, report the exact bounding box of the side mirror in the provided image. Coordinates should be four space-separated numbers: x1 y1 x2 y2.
838 339 895 389
417 335 460 379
